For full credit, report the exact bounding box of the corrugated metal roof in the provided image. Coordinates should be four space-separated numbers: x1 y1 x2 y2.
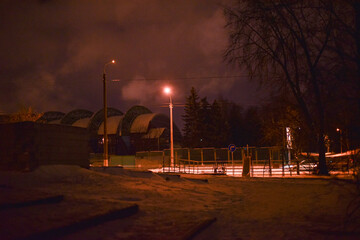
88 107 123 133
120 105 152 136
98 115 124 135
129 113 157 133
61 109 93 125
72 117 91 128
141 128 165 139
37 111 65 123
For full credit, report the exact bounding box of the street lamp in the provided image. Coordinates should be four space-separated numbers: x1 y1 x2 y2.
103 59 115 167
336 128 342 153
164 86 174 170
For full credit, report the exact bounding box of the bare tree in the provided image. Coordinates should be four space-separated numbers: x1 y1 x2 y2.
8 106 43 123
224 0 339 174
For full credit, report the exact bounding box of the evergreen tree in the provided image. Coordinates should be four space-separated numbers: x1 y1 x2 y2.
209 99 230 147
198 97 211 147
182 87 201 147
228 102 243 146
243 107 262 147
182 89 262 148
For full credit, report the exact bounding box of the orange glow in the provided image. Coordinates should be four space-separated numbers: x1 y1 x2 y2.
111 60 115 64
164 87 171 94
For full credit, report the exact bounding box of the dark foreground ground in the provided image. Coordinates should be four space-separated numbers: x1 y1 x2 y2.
1 165 360 240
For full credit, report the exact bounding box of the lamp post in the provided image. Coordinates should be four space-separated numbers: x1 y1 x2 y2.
103 60 115 167
336 128 342 153
164 87 174 170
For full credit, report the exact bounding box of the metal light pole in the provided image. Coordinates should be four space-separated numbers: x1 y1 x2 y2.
103 60 115 167
337 128 342 153
164 87 174 170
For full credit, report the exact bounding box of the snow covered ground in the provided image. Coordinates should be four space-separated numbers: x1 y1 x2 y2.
1 165 360 239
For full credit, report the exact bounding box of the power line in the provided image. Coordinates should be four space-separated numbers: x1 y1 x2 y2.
111 75 246 82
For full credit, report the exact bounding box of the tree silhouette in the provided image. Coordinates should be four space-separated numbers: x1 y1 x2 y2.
8 106 43 123
182 87 201 147
198 97 212 147
224 0 339 175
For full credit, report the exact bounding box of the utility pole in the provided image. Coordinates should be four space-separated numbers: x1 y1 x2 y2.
103 60 115 167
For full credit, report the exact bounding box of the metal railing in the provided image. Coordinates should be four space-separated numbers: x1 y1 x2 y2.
136 147 357 177
158 147 306 177
161 157 316 177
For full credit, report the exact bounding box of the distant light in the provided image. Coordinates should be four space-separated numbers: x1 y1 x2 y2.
111 60 115 64
336 128 340 132
164 87 171 94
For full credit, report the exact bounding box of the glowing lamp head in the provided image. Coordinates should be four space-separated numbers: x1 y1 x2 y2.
111 60 115 64
164 87 171 95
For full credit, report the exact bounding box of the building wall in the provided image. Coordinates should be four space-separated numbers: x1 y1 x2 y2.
0 122 89 171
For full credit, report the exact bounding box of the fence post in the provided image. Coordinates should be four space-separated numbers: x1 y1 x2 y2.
228 150 230 164
232 151 234 176
282 152 285 177
251 152 254 177
214 149 217 164
201 149 204 166
188 148 190 174
214 149 217 173
175 151 178 172
162 150 165 173
269 148 272 177
250 148 258 177
255 149 258 165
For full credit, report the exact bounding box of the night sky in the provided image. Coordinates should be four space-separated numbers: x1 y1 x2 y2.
0 0 262 129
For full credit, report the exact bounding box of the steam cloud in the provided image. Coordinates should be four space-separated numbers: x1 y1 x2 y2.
0 0 260 119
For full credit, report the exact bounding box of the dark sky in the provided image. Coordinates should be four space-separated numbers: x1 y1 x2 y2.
0 0 263 129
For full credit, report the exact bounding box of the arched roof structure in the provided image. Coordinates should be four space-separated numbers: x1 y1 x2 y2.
130 113 182 146
98 115 124 135
61 109 93 125
72 117 92 128
120 105 152 136
88 107 123 133
130 113 158 134
36 106 182 152
37 111 65 123
130 113 181 136
142 128 165 139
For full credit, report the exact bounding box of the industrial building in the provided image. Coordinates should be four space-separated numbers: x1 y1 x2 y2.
37 105 182 155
